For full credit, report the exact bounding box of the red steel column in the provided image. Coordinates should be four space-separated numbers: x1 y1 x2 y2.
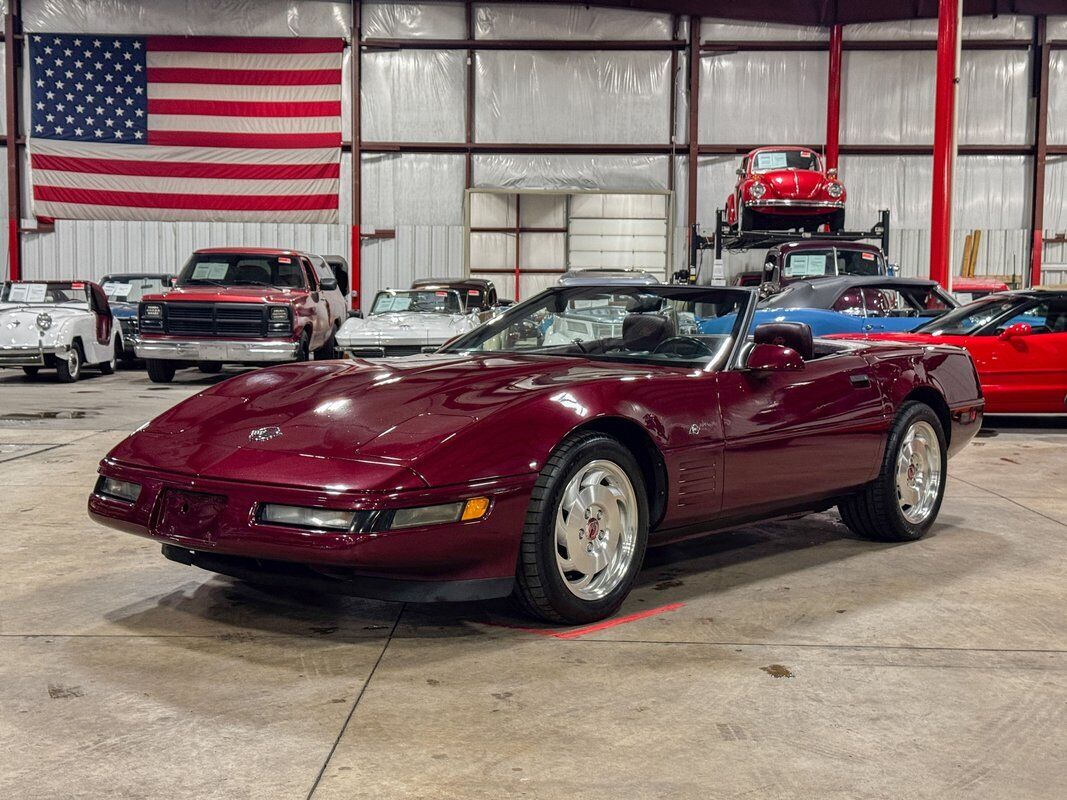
1029 16 1049 288
928 0 961 288
825 24 843 170
4 1 22 281
350 0 362 311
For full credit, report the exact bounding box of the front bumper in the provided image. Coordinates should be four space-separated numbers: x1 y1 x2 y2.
751 199 845 210
0 343 68 367
135 337 299 362
88 458 534 588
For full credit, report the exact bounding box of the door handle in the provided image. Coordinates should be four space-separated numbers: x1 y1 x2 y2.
850 373 871 388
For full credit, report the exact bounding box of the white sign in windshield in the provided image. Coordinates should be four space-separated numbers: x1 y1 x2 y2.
754 152 788 170
191 262 229 281
102 281 133 298
786 254 831 277
9 283 48 302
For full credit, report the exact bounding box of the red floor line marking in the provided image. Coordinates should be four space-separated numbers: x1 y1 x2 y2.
550 602 686 639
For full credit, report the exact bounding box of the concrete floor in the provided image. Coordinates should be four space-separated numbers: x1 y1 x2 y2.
1 366 1065 799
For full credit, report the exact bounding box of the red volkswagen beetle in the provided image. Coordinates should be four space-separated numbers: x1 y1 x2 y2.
89 285 983 624
726 146 846 232
835 290 1067 414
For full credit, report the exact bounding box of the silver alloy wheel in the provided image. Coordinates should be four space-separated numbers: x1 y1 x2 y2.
67 347 80 379
895 420 942 524
554 459 638 601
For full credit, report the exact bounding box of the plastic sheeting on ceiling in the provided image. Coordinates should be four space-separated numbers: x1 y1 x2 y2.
22 0 349 36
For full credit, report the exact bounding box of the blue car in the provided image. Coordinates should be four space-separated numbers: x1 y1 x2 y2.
101 273 175 361
699 276 959 338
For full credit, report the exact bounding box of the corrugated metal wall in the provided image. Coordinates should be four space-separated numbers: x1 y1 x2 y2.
6 2 1067 296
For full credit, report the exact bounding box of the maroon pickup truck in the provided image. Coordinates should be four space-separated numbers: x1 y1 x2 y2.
136 248 347 383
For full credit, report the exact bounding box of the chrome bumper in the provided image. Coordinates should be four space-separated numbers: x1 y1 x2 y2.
752 199 845 209
135 338 299 362
0 344 67 367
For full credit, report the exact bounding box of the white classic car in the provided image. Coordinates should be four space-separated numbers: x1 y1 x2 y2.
0 280 120 382
337 279 499 357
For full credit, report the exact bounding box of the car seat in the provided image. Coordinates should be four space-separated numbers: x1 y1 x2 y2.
753 321 814 361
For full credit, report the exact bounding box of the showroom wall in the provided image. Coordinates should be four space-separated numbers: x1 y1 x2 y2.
6 1 1067 301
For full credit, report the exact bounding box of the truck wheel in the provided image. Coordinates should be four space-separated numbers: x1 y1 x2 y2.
295 331 311 362
838 401 946 543
22 366 40 378
146 359 176 384
56 344 83 383
98 342 117 375
314 326 339 360
513 431 649 625
198 361 223 374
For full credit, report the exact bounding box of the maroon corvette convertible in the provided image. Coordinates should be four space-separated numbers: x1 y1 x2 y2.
89 285 984 624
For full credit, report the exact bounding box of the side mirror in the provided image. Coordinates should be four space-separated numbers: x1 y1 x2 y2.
998 322 1032 340
319 276 338 291
746 343 805 373
736 168 745 177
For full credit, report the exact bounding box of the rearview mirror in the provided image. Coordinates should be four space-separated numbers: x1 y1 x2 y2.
319 276 338 291
746 343 805 372
998 322 1032 340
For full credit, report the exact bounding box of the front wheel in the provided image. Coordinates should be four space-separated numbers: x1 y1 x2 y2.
514 432 649 625
828 209 846 231
56 345 82 383
295 331 311 362
146 359 176 383
314 325 339 361
838 401 947 542
22 366 40 378
197 361 223 374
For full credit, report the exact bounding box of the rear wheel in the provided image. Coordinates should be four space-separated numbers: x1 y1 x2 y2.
198 361 223 374
56 344 83 383
838 401 946 542
98 342 117 375
514 431 649 625
146 359 176 384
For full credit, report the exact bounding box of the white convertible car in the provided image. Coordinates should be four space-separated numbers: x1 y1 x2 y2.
0 280 120 382
337 278 499 357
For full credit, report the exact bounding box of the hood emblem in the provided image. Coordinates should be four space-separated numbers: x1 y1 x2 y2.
249 426 282 442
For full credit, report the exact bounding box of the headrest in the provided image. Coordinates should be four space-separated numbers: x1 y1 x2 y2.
753 321 813 361
623 314 675 351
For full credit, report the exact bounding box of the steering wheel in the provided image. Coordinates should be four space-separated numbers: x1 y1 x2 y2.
651 336 714 358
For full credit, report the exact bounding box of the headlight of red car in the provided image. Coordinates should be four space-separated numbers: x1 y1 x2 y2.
749 182 766 200
826 181 844 198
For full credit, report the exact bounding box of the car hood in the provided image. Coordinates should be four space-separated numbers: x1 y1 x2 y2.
106 353 648 490
336 312 476 345
0 306 87 347
153 286 303 304
757 169 826 199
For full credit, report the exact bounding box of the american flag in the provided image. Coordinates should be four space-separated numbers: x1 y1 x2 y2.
28 34 343 223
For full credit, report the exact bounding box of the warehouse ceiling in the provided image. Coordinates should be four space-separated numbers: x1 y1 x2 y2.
583 1 1065 25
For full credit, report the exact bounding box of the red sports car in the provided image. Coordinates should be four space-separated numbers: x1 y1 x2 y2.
89 285 983 624
726 146 846 232
834 290 1067 415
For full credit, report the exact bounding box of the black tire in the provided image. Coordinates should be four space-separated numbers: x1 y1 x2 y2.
146 359 176 384
22 366 40 378
828 209 846 232
740 206 764 233
314 325 339 361
838 401 947 543
56 343 83 383
98 341 117 375
513 431 649 625
198 361 223 374
295 331 311 362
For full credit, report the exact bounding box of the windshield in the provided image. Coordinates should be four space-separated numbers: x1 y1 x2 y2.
102 276 170 303
912 297 1019 335
177 254 307 289
751 150 819 173
443 286 751 368
1 281 89 307
371 290 462 315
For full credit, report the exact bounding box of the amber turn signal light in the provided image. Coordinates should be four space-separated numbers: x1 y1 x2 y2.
461 496 491 521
